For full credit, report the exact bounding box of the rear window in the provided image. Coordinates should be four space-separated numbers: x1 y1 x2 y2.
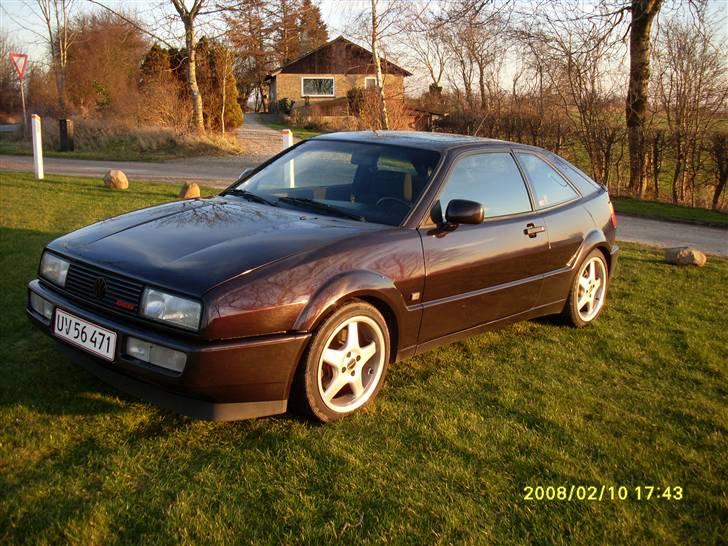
547 153 602 196
516 153 579 209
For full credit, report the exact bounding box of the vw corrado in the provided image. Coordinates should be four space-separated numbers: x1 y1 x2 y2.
28 132 618 422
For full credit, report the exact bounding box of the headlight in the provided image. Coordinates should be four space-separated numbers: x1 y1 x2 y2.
141 288 201 331
40 251 70 287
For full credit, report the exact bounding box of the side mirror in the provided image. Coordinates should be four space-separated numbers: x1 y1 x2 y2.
445 199 484 225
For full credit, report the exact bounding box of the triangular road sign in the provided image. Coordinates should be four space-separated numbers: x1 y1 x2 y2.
9 52 28 79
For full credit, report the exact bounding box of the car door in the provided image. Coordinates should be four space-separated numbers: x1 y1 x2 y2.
416 150 552 345
513 152 593 306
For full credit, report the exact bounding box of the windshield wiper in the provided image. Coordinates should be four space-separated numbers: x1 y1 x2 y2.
277 197 364 222
226 189 278 207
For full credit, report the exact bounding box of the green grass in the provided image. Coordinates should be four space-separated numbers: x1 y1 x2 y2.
612 196 728 228
1 171 727 544
261 120 325 140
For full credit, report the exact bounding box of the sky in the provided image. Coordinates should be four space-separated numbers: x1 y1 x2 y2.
0 0 365 62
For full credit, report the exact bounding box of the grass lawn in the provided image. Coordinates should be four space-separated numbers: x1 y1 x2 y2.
1 171 727 544
259 119 325 140
612 196 728 228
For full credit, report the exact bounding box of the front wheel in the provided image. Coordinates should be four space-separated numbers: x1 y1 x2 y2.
293 301 390 422
562 249 609 327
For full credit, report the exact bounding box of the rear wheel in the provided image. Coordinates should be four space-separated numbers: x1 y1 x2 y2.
294 301 390 422
562 249 609 327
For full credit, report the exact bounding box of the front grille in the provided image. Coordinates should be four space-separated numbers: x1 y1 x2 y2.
64 261 144 315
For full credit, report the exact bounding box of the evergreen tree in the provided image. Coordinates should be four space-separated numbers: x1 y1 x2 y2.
298 0 328 56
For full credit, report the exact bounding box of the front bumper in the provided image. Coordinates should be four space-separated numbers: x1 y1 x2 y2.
27 279 310 421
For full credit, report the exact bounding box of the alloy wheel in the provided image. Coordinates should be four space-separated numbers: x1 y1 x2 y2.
317 315 385 413
576 256 607 322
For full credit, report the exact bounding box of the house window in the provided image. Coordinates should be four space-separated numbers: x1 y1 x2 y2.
301 77 335 97
365 77 378 89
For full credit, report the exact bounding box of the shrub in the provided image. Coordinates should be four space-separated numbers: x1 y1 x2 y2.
278 98 296 115
347 87 364 115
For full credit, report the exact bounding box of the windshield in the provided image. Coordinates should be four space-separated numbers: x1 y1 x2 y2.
228 140 441 226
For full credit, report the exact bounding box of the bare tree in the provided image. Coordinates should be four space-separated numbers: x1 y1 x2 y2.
35 0 76 114
370 0 390 129
653 4 727 204
708 133 727 210
626 0 664 197
530 4 625 187
170 0 206 133
404 10 450 95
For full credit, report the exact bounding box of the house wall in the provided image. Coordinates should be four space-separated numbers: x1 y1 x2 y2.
271 73 404 109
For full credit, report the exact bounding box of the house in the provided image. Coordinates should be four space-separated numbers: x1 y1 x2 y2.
266 35 412 113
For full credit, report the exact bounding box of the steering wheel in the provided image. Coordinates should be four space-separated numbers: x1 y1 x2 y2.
375 196 411 210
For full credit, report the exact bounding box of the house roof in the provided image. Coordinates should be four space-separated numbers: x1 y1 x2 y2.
268 35 412 78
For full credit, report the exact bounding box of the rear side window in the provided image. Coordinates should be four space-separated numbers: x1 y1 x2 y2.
547 153 602 196
438 152 532 219
516 153 579 209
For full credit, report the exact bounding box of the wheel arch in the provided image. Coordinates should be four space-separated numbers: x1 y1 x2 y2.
292 270 406 363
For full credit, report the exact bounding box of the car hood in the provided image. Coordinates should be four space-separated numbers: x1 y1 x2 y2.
48 197 385 296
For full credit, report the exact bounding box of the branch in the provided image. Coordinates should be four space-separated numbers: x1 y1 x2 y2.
85 0 175 48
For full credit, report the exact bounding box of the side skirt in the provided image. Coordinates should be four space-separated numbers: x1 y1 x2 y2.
413 299 566 356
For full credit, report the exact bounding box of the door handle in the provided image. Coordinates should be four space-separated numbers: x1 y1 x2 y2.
524 223 546 238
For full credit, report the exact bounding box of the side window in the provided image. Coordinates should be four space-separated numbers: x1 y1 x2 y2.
547 153 602 196
438 152 532 219
516 153 579 208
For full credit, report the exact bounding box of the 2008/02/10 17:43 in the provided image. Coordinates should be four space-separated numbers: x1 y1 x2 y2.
523 485 684 501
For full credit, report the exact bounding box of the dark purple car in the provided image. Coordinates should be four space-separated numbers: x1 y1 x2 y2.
28 132 618 422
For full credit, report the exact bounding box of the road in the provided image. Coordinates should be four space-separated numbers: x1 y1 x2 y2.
617 215 726 256
0 113 295 188
0 154 245 187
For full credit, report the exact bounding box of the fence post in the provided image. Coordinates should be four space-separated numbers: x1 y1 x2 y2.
31 114 44 180
281 129 293 150
281 129 295 188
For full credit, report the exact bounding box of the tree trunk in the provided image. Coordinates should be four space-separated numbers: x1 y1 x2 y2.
220 49 227 135
626 0 663 197
184 20 205 134
371 0 389 130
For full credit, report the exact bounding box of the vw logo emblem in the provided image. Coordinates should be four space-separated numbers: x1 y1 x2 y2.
95 277 107 299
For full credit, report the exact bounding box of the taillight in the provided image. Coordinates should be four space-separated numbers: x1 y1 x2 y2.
608 201 617 228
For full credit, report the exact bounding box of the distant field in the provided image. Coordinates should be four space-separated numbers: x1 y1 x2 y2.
612 196 728 227
1 172 726 544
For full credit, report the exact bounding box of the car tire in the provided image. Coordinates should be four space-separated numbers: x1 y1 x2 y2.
562 249 609 327
292 301 390 423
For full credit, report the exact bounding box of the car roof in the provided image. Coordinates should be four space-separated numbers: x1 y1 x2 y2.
312 131 519 152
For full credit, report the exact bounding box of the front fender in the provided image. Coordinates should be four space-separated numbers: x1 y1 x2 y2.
292 270 407 332
292 270 422 361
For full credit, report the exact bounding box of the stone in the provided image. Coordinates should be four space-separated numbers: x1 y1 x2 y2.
179 182 201 199
664 247 707 267
103 169 128 190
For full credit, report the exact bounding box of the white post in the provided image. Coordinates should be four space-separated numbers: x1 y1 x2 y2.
281 129 295 188
281 129 293 150
31 114 44 180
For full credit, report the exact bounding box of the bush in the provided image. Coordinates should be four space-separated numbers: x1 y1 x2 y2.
33 118 243 158
347 87 364 115
278 98 296 116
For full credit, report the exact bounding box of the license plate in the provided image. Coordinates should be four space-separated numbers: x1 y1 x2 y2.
54 309 117 361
